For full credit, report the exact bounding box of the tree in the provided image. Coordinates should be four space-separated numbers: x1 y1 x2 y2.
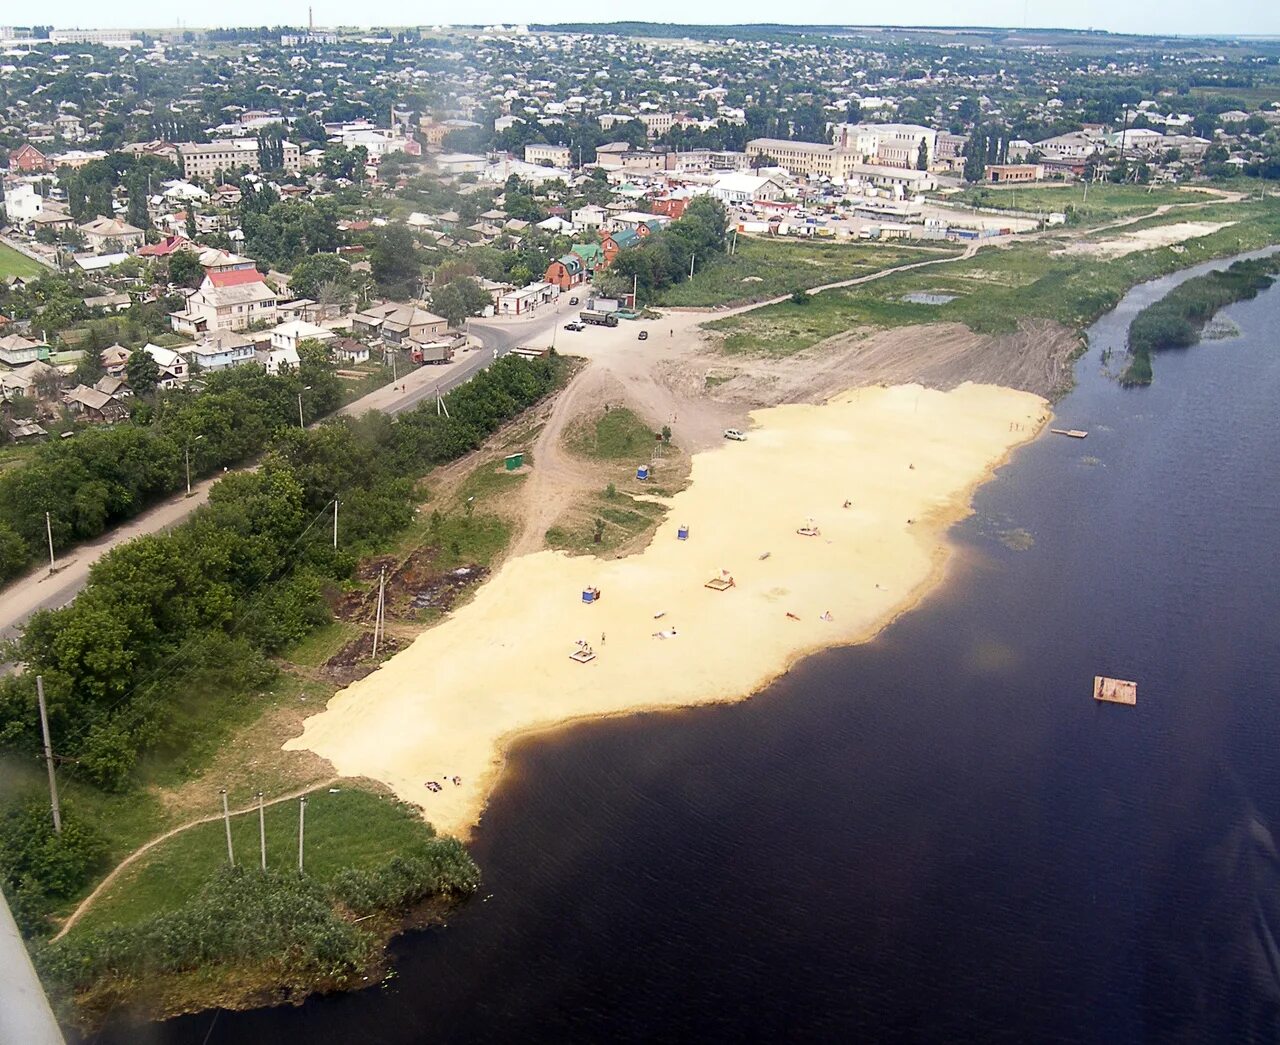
125 350 161 396
166 250 204 290
125 170 150 231
430 277 490 328
369 225 421 298
185 206 197 241
917 139 930 171
288 253 352 300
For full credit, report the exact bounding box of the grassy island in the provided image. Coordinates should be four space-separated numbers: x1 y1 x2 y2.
1122 254 1280 385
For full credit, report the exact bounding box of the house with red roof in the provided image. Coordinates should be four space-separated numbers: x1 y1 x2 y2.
10 144 51 173
169 268 278 336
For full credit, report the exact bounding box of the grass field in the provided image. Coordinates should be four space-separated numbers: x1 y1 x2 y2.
655 236 962 307
943 183 1218 224
66 788 441 937
707 198 1280 357
567 406 659 459
0 241 45 279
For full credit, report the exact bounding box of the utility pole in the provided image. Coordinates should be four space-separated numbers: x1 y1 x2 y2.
36 676 61 836
689 252 696 279
45 511 55 572
371 567 386 657
332 498 339 550
220 787 234 866
297 796 307 873
297 391 305 429
257 790 266 871
632 272 638 309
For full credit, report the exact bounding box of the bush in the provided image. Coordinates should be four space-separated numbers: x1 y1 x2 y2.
0 802 109 936
329 836 480 916
790 288 810 305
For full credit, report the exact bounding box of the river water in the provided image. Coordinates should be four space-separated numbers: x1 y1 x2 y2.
97 255 1280 1044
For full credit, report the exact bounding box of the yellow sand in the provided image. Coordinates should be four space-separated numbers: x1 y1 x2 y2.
285 382 1047 837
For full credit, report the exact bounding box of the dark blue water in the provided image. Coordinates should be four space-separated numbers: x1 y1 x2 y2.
97 256 1280 1044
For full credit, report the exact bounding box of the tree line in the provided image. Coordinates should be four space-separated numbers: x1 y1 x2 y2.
0 347 343 583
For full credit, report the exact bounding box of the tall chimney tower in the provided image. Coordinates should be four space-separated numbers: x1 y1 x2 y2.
309 6 314 31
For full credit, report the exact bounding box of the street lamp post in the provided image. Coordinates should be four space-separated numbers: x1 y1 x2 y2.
185 435 204 496
297 385 311 429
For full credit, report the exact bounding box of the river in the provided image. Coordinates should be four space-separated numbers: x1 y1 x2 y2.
94 254 1280 1043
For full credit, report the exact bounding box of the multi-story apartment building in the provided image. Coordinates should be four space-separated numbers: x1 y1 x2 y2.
176 139 301 179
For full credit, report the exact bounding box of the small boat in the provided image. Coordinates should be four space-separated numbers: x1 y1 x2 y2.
758 551 771 560
1050 428 1088 439
653 611 666 619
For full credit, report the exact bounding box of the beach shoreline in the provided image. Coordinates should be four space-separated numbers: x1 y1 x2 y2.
284 382 1049 839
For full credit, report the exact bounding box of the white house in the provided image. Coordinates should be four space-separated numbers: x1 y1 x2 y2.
4 182 45 224
170 270 278 335
261 345 301 375
269 320 334 353
708 172 787 205
571 205 608 230
141 343 189 387
498 282 559 316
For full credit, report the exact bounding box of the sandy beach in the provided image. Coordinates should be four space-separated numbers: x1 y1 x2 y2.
285 382 1047 838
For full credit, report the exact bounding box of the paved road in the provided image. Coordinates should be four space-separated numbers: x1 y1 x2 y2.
0 314 561 648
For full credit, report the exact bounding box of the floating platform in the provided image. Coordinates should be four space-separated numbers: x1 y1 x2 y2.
570 648 596 664
705 576 735 591
1051 428 1089 439
1093 676 1137 706
796 526 821 537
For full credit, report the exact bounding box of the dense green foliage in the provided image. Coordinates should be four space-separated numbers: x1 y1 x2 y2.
330 836 479 916
0 802 108 935
1122 255 1280 385
0 346 342 584
0 355 564 860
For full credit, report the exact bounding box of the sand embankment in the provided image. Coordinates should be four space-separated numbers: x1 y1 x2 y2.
284 382 1048 838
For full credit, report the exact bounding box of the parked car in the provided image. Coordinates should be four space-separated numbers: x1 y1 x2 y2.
723 428 747 441
569 296 579 305
564 322 584 332
638 330 649 341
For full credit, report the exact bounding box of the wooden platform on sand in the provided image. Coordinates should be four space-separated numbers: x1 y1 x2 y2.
1093 676 1137 705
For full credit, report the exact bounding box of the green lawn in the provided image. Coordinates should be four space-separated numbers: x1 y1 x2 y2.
66 788 441 937
567 407 659 459
942 183 1218 224
706 198 1280 357
0 241 44 280
655 236 962 307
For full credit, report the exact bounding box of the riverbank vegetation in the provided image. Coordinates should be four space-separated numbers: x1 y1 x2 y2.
30 788 478 1029
1121 255 1280 385
706 199 1280 359
0 352 566 947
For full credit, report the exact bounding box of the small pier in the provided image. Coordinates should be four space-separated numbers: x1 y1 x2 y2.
1051 428 1089 439
1093 676 1137 706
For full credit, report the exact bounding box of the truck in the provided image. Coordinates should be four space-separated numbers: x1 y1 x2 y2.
411 343 455 365
579 309 618 328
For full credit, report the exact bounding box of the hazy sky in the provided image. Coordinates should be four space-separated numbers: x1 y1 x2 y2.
26 0 1279 37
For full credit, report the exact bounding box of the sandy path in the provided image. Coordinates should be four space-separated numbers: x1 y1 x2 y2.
286 382 1049 839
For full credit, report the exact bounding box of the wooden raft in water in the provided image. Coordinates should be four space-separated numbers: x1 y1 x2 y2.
1093 676 1137 706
